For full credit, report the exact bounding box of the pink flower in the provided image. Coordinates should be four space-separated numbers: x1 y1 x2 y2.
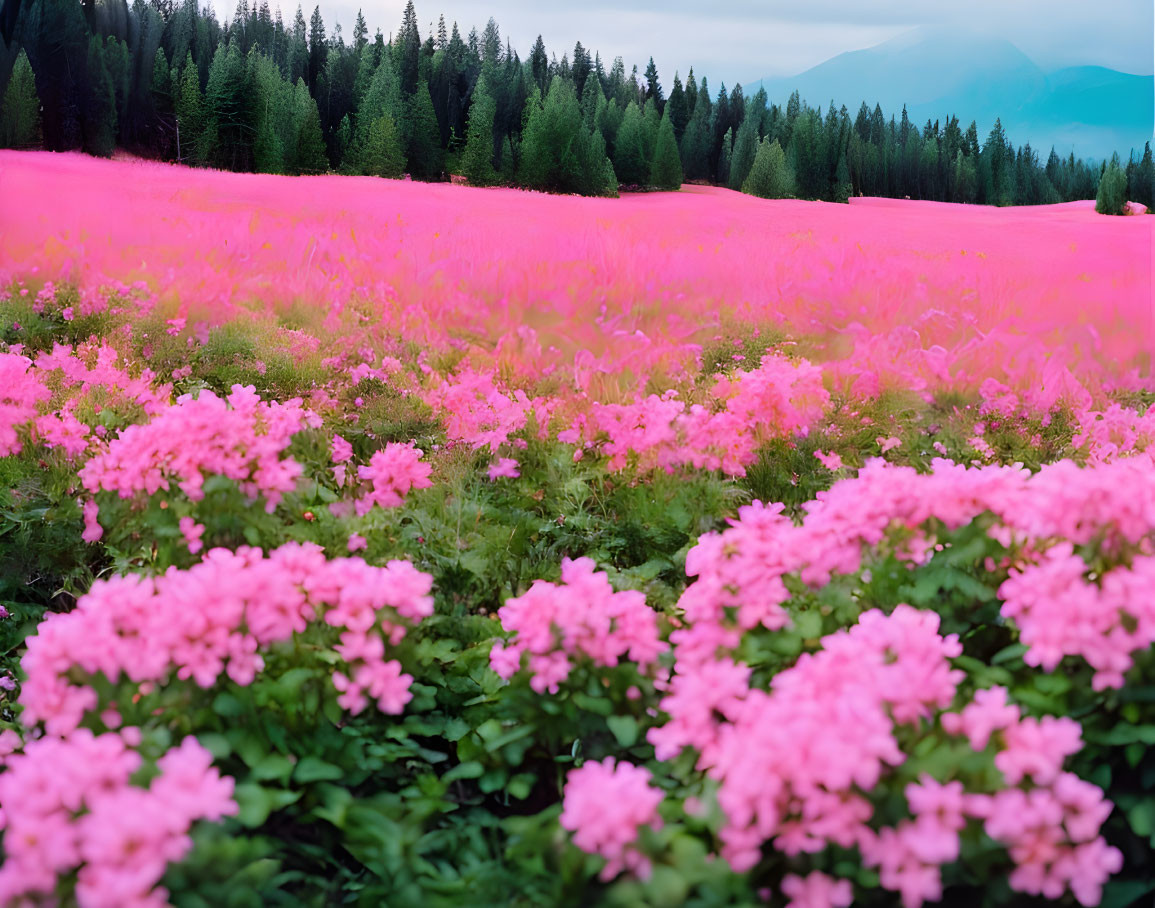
781 871 854 908
560 759 663 881
178 516 205 555
877 435 902 453
814 450 843 471
355 442 433 514
487 457 520 480
492 558 664 692
81 499 103 544
347 533 368 553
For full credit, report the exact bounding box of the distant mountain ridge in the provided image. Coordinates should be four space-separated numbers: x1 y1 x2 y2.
747 26 1154 161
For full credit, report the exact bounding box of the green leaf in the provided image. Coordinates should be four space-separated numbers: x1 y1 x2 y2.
442 761 484 782
606 715 638 748
251 753 294 783
294 756 343 784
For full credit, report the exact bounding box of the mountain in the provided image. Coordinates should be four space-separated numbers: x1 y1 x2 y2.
746 26 1154 161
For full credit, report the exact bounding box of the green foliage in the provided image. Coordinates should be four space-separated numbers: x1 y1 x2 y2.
291 79 328 175
175 52 204 163
1096 155 1128 216
405 84 445 182
648 112 682 191
611 101 648 187
362 114 406 179
0 50 41 149
518 77 617 197
461 73 498 186
82 35 118 157
742 138 794 199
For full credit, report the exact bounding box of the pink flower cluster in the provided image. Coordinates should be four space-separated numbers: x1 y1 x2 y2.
672 457 1155 673
1000 545 1155 689
0 731 235 907
422 367 551 451
583 355 830 475
692 607 963 873
1072 402 1155 464
653 601 1118 907
490 557 664 694
354 441 433 514
940 687 1122 906
79 384 317 513
19 543 434 734
0 352 50 456
559 758 663 881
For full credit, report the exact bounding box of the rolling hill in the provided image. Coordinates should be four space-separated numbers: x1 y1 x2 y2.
747 26 1154 161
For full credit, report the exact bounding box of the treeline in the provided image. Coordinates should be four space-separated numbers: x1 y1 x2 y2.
1 0 1152 208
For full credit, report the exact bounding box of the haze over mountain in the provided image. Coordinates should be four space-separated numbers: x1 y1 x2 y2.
749 26 1154 161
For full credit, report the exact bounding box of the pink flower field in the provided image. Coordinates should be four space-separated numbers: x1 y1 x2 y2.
2 149 1155 907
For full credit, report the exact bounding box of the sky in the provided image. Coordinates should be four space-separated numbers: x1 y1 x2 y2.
287 0 1155 88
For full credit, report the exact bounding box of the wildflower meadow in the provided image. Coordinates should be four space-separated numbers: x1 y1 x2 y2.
1 148 1154 907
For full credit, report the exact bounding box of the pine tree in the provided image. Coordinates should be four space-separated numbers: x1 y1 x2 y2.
518 77 616 196
649 111 682 190
307 5 326 90
363 113 405 177
643 57 662 112
174 51 203 163
530 36 548 94
954 150 977 203
717 126 732 185
0 50 42 148
291 78 328 173
1095 155 1127 215
679 96 710 181
1130 142 1154 209
398 1 420 95
666 72 687 143
353 9 368 52
405 83 444 180
728 114 757 190
462 72 498 185
742 137 793 199
612 101 647 186
81 35 118 156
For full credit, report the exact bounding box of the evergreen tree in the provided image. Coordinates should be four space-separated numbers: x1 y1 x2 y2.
717 125 732 185
529 35 548 94
0 50 42 148
742 137 793 199
666 72 687 143
954 150 977 204
82 35 118 156
174 51 203 162
580 72 603 133
643 56 662 111
405 83 444 180
612 100 648 186
291 77 327 173
1129 142 1154 209
679 93 710 181
353 9 368 52
649 110 682 190
307 5 326 89
397 1 420 95
462 72 498 185
1096 154 1127 215
288 6 308 84
363 113 404 177
518 76 616 196
728 113 757 190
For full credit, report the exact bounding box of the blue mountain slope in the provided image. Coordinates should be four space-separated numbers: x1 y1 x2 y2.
747 28 1154 160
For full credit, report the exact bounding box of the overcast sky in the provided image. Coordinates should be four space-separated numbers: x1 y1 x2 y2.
274 1 1154 87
